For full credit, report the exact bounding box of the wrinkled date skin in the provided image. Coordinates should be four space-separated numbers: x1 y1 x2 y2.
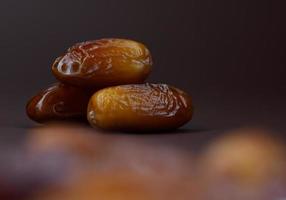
52 39 152 88
87 83 193 131
26 83 95 123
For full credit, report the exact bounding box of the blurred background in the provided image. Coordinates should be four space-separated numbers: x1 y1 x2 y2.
0 0 286 199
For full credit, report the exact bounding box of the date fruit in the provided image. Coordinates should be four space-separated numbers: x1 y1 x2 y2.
87 83 193 131
26 83 94 123
52 39 152 88
200 129 286 186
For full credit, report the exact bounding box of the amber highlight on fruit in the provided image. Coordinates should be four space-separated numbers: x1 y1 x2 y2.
52 39 152 88
26 83 94 123
87 83 193 131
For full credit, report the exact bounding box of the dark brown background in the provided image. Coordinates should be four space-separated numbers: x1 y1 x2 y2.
1 0 285 143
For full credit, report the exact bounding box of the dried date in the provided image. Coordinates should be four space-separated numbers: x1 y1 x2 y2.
87 83 193 131
52 39 152 88
26 83 95 123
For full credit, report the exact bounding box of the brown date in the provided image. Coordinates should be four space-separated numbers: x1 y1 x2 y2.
87 83 193 131
52 39 152 88
200 129 286 186
26 83 95 123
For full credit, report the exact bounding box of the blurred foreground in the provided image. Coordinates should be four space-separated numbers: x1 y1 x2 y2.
0 124 285 200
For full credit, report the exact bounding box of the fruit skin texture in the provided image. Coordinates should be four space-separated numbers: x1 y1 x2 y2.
26 83 95 123
52 39 152 88
87 83 193 131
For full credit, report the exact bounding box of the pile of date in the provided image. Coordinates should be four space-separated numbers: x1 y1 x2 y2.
26 38 193 131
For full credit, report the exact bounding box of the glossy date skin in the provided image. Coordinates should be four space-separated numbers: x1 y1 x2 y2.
52 39 152 88
87 83 193 131
26 83 95 123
